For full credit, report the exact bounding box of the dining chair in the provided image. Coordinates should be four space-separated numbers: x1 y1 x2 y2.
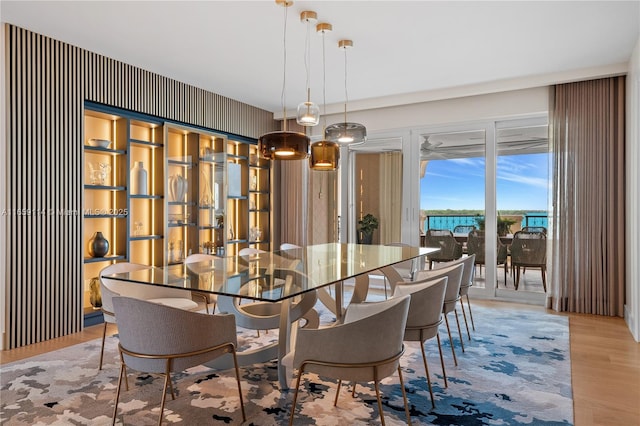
510 230 547 291
98 262 200 370
467 230 508 284
285 295 412 426
414 263 465 366
280 242 302 250
184 253 221 313
434 254 476 339
393 276 448 408
423 229 463 269
111 296 246 425
521 226 547 234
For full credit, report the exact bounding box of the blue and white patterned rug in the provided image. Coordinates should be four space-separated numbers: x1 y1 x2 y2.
1 302 573 425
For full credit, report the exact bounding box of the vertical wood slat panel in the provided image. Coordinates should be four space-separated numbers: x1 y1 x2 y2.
4 23 276 349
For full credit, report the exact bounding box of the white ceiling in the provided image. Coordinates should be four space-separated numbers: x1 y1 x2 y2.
2 1 639 116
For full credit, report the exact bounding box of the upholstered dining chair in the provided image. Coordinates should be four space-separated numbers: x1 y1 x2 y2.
285 295 412 426
393 276 448 408
280 242 302 250
434 254 476 340
423 229 463 269
510 230 547 292
414 263 465 367
98 262 200 370
111 296 246 426
184 253 221 314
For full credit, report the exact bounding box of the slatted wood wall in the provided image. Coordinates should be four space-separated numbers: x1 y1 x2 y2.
2 24 276 349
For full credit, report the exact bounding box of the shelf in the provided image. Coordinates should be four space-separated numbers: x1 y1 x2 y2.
168 222 197 228
130 194 163 200
227 239 248 244
227 154 248 161
198 225 223 230
249 164 270 170
129 138 163 148
168 159 194 168
168 201 197 206
130 235 163 241
200 155 225 164
85 184 126 191
84 254 126 264
85 145 126 155
228 195 248 200
249 190 269 195
249 209 270 213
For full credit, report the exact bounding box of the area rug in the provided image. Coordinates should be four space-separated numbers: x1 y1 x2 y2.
1 303 573 425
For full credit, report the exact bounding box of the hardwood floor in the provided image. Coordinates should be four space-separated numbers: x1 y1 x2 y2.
1 300 638 425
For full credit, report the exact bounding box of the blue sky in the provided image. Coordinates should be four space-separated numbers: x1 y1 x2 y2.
420 153 549 211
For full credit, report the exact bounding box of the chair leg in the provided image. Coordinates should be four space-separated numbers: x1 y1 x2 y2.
454 308 465 353
288 367 305 426
466 294 475 331
351 382 357 398
515 266 520 290
334 379 342 406
444 315 458 366
436 333 448 387
167 374 176 400
374 380 386 426
420 342 435 408
397 366 413 425
460 299 471 340
112 362 126 426
99 321 108 370
158 367 171 426
231 350 246 421
541 266 547 292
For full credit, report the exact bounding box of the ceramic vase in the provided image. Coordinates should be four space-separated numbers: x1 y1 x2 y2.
89 231 109 257
168 175 188 202
131 161 148 195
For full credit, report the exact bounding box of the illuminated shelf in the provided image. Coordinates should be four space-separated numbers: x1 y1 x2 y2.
84 145 126 155
83 254 126 264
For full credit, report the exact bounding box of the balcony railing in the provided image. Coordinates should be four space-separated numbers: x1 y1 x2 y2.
423 212 548 233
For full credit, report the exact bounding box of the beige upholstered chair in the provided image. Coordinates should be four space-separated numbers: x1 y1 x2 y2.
280 243 302 250
414 263 465 366
286 295 412 426
98 262 200 370
184 253 221 313
111 296 246 425
423 229 463 269
434 254 476 339
393 276 448 408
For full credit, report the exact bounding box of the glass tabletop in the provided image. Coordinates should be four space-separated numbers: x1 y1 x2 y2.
105 243 437 302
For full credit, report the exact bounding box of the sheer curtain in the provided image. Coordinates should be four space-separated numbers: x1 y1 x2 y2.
549 76 626 316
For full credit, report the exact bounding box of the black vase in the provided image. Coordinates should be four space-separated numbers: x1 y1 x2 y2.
357 231 373 245
89 231 109 257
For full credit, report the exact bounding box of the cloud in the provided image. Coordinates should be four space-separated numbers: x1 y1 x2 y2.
498 171 549 189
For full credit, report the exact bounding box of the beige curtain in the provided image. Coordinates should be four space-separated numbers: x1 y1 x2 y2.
549 77 625 316
272 159 309 248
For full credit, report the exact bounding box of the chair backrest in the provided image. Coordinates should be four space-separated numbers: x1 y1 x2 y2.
435 254 475 290
112 296 237 373
522 226 547 234
385 242 419 279
183 253 220 264
511 231 547 265
239 248 265 256
424 229 463 260
414 263 463 313
467 230 507 265
392 276 447 340
100 262 195 320
280 243 301 251
453 225 476 234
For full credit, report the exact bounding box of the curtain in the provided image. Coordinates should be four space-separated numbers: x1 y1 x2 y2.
272 159 309 248
548 76 626 316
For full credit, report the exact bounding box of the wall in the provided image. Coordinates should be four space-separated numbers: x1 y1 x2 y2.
626 35 640 341
1 24 276 349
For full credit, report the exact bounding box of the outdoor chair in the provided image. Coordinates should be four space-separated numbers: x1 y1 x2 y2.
467 230 508 284
423 229 463 269
111 296 246 425
522 226 547 234
510 230 547 291
393 276 448 408
285 295 412 426
98 262 200 370
453 225 476 234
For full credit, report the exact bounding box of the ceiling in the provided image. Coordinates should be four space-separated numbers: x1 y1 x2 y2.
2 1 639 116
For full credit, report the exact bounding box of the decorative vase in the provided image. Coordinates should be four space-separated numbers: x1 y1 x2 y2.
89 231 109 257
89 277 102 308
168 174 188 202
131 161 148 195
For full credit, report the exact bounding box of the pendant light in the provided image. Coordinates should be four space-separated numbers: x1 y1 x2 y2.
258 0 310 160
324 39 367 145
296 11 320 127
310 22 340 171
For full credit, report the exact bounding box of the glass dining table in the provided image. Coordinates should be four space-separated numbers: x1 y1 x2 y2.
105 242 439 389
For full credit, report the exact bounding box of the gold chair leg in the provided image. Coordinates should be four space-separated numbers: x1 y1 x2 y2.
352 383 357 398
454 308 465 352
460 300 471 340
289 368 305 426
420 342 435 408
436 333 448 387
374 380 386 426
397 366 412 425
231 350 246 421
167 374 176 400
99 321 108 370
444 315 458 366
334 379 342 406
112 362 126 426
158 367 170 426
466 294 475 331
541 266 547 292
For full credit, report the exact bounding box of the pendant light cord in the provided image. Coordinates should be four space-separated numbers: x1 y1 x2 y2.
322 28 327 132
281 4 289 131
343 46 348 123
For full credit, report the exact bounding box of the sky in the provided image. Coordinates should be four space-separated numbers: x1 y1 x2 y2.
420 153 550 211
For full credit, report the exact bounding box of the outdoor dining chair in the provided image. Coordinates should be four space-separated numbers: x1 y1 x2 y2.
424 229 463 269
510 230 547 292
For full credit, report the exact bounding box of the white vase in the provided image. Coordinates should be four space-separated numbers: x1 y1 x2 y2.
131 161 147 195
169 175 187 202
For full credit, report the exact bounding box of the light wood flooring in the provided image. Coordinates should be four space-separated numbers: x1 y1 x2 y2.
1 300 638 426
